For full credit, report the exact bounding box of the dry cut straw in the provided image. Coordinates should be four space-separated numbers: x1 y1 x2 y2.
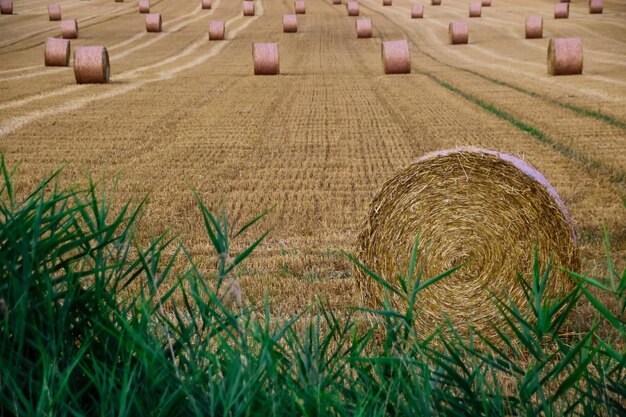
355 148 579 340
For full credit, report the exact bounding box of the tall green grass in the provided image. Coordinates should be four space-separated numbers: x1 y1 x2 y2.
1 157 624 416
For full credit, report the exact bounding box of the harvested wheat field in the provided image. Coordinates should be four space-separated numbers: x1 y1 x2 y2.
1 0 625 322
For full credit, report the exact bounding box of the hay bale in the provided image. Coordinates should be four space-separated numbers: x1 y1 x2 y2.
202 0 212 9
253 43 279 75
139 0 150 13
294 0 305 14
48 4 61 21
469 2 481 17
548 37 583 75
74 46 110 84
431 0 441 5
383 0 392 6
146 13 162 32
243 1 254 16
449 21 468 44
525 16 543 39
0 0 12 14
411 4 423 18
61 19 78 39
209 20 225 40
44 37 70 66
283 14 297 33
333 0 342 4
355 148 578 340
347 1 359 16
382 39 410 74
481 0 491 6
355 18 372 38
554 2 569 18
589 0 603 14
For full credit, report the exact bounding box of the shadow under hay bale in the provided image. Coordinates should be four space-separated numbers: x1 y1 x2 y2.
355 148 579 340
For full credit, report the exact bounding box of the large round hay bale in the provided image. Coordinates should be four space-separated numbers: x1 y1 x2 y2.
202 0 212 9
243 1 254 16
48 4 62 21
139 0 150 13
146 13 162 32
74 46 110 84
469 2 481 17
481 0 491 6
554 2 569 18
0 0 12 14
347 1 359 16
209 20 225 40
589 0 603 14
44 37 70 66
355 18 372 38
283 14 297 33
355 148 578 339
383 0 392 6
548 37 583 75
411 4 423 18
294 0 305 14
61 19 78 39
253 43 279 75
449 21 468 44
431 0 441 5
382 40 410 74
333 0 342 5
525 15 543 39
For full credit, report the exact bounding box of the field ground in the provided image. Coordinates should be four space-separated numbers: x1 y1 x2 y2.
1 0 625 318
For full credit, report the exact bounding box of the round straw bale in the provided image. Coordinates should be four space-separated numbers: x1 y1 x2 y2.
44 37 70 66
383 0 392 6
431 0 441 5
411 4 423 18
469 2 481 17
355 148 578 340
589 0 603 14
355 18 372 38
139 0 150 13
61 19 78 39
74 46 110 84
554 2 569 18
146 13 162 32
283 14 297 33
481 0 491 6
525 15 543 39
333 0 342 4
449 21 468 44
0 0 12 14
547 37 582 75
48 4 61 21
209 20 225 40
253 43 279 75
382 39 410 74
294 0 305 14
243 1 254 16
347 1 359 16
202 0 212 9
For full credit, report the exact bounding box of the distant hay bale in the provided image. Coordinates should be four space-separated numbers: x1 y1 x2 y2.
383 0 392 6
146 13 162 32
355 148 579 340
525 16 543 39
589 0 603 14
0 0 12 14
554 2 569 18
61 19 78 39
283 14 297 33
431 0 441 5
333 0 342 4
139 0 150 13
253 43 279 75
481 0 491 6
202 0 212 9
411 4 423 18
209 20 225 40
48 4 61 21
44 37 70 66
294 0 305 14
347 1 359 16
355 18 372 38
548 37 583 75
243 1 254 16
74 46 110 84
449 21 468 44
469 2 481 17
382 39 410 74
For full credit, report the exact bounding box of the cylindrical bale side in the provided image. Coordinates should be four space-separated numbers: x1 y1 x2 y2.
347 1 359 15
383 0 392 6
589 0 603 14
554 3 569 18
411 4 423 18
469 2 481 17
525 15 543 39
146 13 162 32
431 0 441 5
382 39 410 74
139 0 150 13
355 18 372 38
0 0 12 14
48 4 61 21
481 0 491 6
355 148 579 342
449 21 468 44
74 46 110 84
283 14 297 33
44 37 70 67
208 20 225 40
333 0 342 4
243 1 255 16
202 0 212 9
61 19 78 39
547 37 583 75
253 43 279 75
294 0 305 14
